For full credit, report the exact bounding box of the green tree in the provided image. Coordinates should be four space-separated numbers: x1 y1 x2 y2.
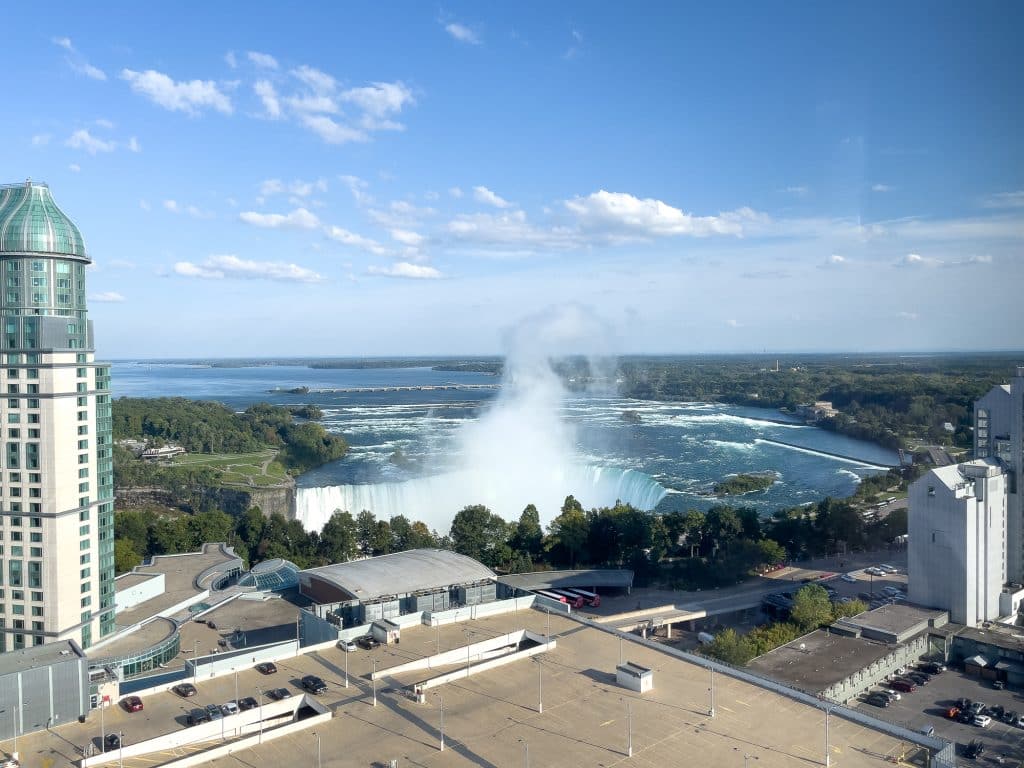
356 510 377 555
832 599 869 619
510 504 544 560
704 628 754 665
449 505 511 568
547 495 590 568
790 584 834 631
114 539 142 574
318 510 358 564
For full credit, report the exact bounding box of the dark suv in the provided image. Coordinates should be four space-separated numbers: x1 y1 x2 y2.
301 675 328 694
357 635 380 650
187 708 211 726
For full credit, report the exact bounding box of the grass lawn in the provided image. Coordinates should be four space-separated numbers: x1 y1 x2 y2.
170 449 290 487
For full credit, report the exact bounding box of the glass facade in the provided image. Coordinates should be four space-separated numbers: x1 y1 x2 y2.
91 630 181 680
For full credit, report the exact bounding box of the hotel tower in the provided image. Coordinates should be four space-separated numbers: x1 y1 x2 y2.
0 181 114 651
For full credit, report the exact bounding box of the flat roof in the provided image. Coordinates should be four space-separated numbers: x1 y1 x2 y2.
958 625 1024 653
87 617 177 663
747 629 895 694
300 549 495 602
115 543 241 627
114 572 161 590
497 568 634 591
0 640 83 677
843 602 946 636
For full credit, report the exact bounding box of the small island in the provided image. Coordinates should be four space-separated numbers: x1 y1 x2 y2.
713 472 777 496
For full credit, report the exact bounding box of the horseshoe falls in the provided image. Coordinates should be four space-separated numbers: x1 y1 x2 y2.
295 464 668 533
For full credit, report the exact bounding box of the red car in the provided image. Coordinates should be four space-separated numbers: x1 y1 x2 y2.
122 696 144 712
890 680 916 693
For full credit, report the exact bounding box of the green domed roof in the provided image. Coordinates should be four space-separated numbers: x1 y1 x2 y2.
0 181 88 261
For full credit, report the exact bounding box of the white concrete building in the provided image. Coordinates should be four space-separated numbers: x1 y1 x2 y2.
974 367 1024 582
0 182 115 652
908 460 1006 626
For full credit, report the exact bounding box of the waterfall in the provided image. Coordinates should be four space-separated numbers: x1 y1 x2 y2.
295 465 668 533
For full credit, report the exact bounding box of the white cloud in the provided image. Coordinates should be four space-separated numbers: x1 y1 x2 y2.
224 51 238 69
341 82 413 120
68 163 81 173
784 185 809 195
390 228 425 247
367 200 436 228
299 114 367 144
239 207 320 229
449 187 464 199
872 183 893 192
285 94 339 114
818 253 849 269
339 175 371 205
31 134 51 147
566 190 760 237
897 311 918 320
91 291 125 302
121 68 233 115
254 80 282 119
981 191 1024 209
259 179 284 196
445 22 481 45
174 254 323 282
292 65 336 94
473 185 513 209
65 129 116 155
725 319 743 328
52 36 73 51
896 252 941 268
163 199 179 213
73 61 107 81
95 118 115 129
163 199 214 218
968 254 993 264
127 136 141 153
259 178 327 198
325 225 387 255
368 262 441 279
247 51 279 69
564 28 583 60
447 209 574 250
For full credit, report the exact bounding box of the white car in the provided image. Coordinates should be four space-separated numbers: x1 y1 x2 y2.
338 639 357 652
840 573 858 583
879 564 899 573
880 689 901 700
220 701 239 716
865 567 885 576
973 714 992 728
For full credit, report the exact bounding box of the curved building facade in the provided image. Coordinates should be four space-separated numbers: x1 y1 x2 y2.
0 181 115 651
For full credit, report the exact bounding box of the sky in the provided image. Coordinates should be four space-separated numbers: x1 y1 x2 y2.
3 1 1023 358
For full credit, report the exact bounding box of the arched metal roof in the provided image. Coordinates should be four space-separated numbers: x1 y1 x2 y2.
300 549 496 602
0 181 88 260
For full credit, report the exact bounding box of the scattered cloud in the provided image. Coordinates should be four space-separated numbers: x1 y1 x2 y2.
819 254 848 269
325 225 387 255
783 185 809 196
95 118 115 129
121 68 233 115
224 51 238 69
108 259 136 270
127 136 141 153
339 175 371 205
390 228 425 247
897 311 918 320
967 253 993 264
53 37 106 80
239 207 320 229
368 262 441 279
895 252 941 268
247 51 279 69
65 129 116 155
473 185 513 209
291 65 337 94
91 291 125 302
259 178 328 198
741 269 791 280
299 114 367 144
563 28 583 60
68 163 81 173
566 190 763 238
174 254 323 282
449 187 464 199
254 80 282 118
726 319 743 328
367 200 436 228
52 36 73 51
31 134 51 147
981 191 1024 209
163 199 214 219
445 22 481 45
872 183 893 192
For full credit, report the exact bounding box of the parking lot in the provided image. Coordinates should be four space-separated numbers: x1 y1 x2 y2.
855 666 1024 764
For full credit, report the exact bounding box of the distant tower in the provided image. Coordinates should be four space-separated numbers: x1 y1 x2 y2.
0 181 115 651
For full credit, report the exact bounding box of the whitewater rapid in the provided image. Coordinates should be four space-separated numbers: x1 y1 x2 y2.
295 464 668 533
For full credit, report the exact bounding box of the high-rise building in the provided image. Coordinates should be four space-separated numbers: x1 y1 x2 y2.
974 367 1024 581
908 459 1006 626
0 181 114 651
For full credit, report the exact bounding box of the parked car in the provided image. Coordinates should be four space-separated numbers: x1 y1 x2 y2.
1016 714 1024 728
187 708 211 726
890 680 916 693
964 740 986 759
905 673 930 685
221 701 240 716
919 661 946 674
256 662 277 675
1001 709 1018 724
173 683 198 698
857 592 873 601
993 680 1006 690
0 759 20 768
866 693 890 708
206 620 218 630
238 696 258 712
880 689 901 701
840 573 857 583
357 635 380 650
301 675 328 694
204 703 223 721
958 710 976 724
268 687 292 700
104 733 121 751
988 704 1005 719
945 706 961 719
969 701 986 715
865 567 885 576
122 696 143 713
882 586 901 597
338 639 357 652
878 564 899 573
973 714 992 728
956 697 973 710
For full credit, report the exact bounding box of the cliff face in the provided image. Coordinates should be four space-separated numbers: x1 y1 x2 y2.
116 476 296 519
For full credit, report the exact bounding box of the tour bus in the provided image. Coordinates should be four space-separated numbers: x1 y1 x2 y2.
563 588 601 608
549 589 586 609
534 589 569 604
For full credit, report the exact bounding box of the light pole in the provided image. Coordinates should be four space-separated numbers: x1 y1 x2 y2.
313 731 322 768
618 635 623 665
438 693 445 752
435 619 440 655
626 700 633 758
193 639 199 684
234 669 239 706
537 657 543 714
344 647 349 688
118 731 124 768
99 701 104 755
257 687 264 744
709 667 716 718
824 706 830 767
372 658 378 707
545 609 550 640
520 738 529 767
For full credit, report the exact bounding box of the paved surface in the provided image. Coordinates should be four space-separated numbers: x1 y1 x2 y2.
854 666 1024 765
17 609 932 767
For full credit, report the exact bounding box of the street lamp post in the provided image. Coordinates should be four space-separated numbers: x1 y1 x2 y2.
372 659 378 707
344 647 349 688
824 707 831 767
520 738 529 767
99 701 104 756
709 667 716 718
626 700 633 758
438 693 445 752
537 657 543 714
257 687 264 744
193 639 199 684
234 669 239 707
313 731 322 768
118 731 124 768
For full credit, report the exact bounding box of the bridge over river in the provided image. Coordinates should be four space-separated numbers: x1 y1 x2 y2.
271 383 502 395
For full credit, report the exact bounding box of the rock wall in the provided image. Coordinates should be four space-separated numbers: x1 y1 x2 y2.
116 477 296 519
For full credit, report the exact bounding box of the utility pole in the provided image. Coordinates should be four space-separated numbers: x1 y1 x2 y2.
537 657 543 714
344 647 349 688
626 700 633 758
234 669 239 706
257 687 264 744
118 731 124 768
313 731 322 768
372 659 378 707
99 701 104 756
296 614 301 656
709 667 716 718
438 693 445 752
193 639 199 683
824 707 830 767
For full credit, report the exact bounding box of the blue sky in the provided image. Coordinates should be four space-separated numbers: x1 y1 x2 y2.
4 2 1023 357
